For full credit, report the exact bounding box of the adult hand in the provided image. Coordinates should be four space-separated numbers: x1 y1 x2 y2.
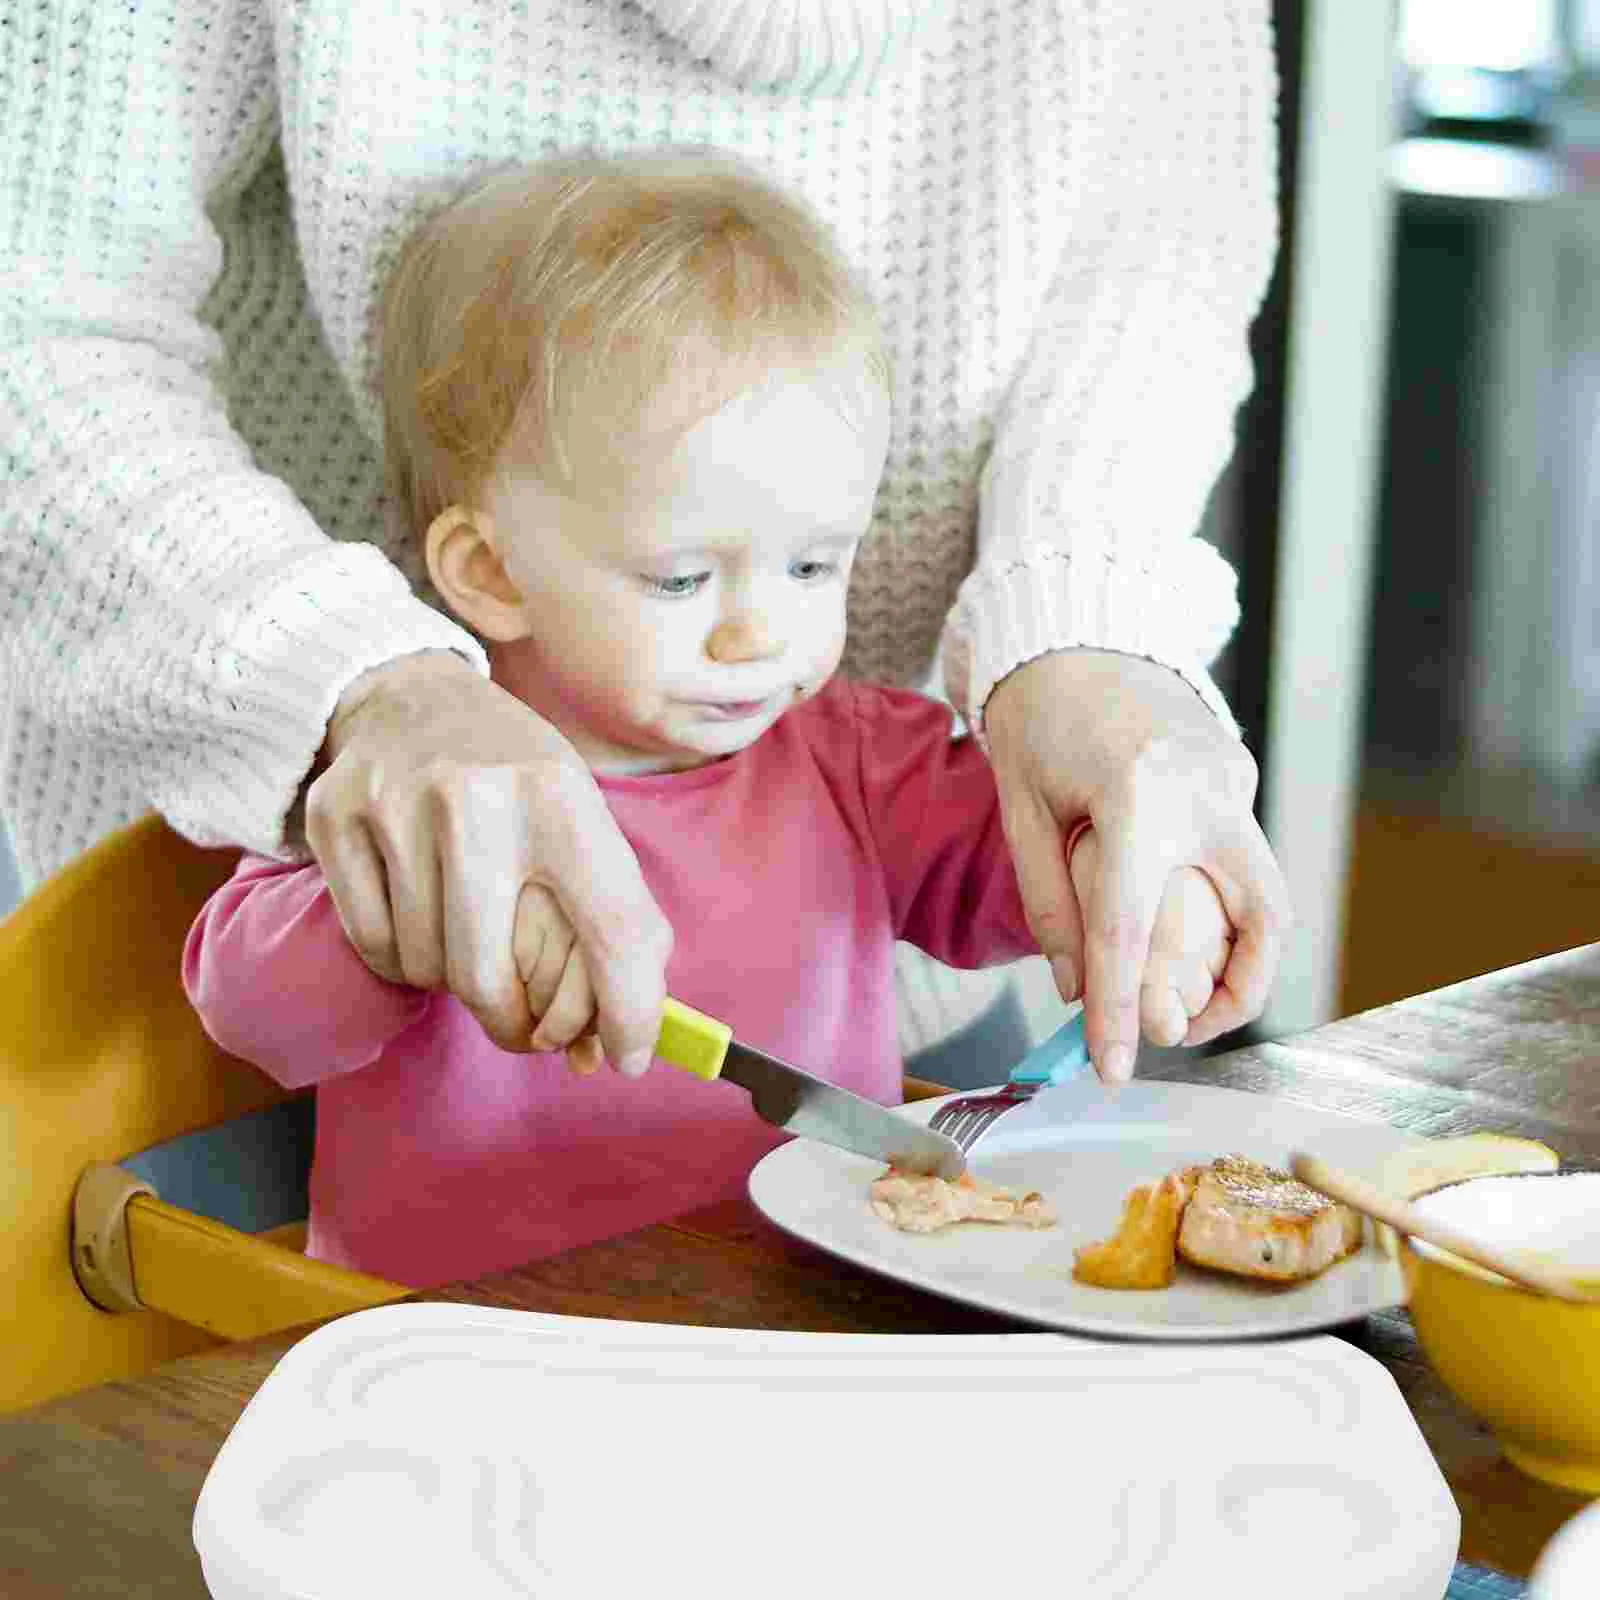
985 648 1291 1084
1068 826 1232 1051
304 651 671 1076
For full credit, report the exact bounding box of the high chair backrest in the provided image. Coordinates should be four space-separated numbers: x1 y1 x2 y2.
0 815 328 1410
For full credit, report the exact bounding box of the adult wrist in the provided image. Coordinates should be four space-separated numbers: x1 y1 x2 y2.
988 644 1207 713
1065 645 1216 714
984 646 1229 759
323 649 480 761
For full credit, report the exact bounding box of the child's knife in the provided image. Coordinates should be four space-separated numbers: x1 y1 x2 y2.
653 997 966 1180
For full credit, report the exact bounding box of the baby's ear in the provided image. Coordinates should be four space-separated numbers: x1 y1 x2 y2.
424 505 530 641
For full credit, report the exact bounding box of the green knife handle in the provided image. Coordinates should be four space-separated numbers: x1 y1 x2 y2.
656 997 732 1080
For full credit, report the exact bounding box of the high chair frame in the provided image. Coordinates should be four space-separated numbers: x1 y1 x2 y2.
3 811 956 1415
1 813 405 1415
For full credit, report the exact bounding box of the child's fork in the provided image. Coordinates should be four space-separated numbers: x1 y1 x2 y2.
926 1010 1093 1156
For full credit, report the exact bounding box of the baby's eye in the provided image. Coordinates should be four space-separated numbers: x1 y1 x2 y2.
789 559 838 584
642 572 711 598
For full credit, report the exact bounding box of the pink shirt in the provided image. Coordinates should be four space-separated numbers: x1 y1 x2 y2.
182 681 1036 1287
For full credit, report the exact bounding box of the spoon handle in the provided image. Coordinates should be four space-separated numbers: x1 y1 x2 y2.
1289 1151 1593 1304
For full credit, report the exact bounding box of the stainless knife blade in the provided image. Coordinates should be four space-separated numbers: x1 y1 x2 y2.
717 1038 967 1180
653 997 965 1179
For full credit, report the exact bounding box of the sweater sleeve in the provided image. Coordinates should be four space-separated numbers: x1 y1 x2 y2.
846 684 1038 969
0 0 487 878
183 853 430 1089
942 0 1277 739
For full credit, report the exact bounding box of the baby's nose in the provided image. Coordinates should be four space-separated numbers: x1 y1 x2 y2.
704 613 783 663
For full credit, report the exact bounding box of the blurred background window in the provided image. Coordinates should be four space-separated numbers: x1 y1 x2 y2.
1337 0 1600 1021
1398 0 1562 145
1400 1 1560 71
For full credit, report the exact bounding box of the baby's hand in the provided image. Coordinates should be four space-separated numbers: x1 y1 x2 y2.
512 883 606 1076
1068 828 1232 1050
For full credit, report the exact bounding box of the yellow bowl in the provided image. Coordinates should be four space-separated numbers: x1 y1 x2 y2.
1399 1170 1600 1495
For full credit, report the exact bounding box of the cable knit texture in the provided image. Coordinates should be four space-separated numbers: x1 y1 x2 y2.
0 0 1276 892
635 0 950 92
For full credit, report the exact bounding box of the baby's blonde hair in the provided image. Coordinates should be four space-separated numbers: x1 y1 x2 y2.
381 147 888 535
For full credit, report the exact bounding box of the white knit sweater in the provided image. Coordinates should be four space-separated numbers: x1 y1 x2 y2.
0 0 1275 891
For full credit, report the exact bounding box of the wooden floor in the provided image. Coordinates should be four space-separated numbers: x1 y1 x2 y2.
1339 784 1600 1017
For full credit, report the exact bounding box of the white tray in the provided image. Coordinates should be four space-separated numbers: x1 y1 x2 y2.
193 1303 1459 1600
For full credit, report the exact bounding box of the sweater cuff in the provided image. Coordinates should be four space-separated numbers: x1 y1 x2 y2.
174 543 489 860
947 544 1242 745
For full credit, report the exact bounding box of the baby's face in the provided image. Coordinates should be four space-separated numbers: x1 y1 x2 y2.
485 355 889 773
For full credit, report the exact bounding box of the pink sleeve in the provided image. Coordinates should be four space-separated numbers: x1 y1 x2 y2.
845 684 1039 968
182 853 430 1089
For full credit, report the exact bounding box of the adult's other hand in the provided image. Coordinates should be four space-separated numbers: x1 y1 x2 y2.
985 648 1291 1084
305 651 671 1076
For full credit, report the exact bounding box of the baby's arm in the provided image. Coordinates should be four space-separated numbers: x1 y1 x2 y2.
1069 829 1232 1049
183 854 429 1089
186 857 612 1082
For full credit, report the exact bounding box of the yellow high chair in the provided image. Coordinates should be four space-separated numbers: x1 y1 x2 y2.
1 814 406 1414
2 812 959 1415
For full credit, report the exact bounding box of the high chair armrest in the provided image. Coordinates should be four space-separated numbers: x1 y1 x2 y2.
71 1162 407 1340
123 1197 408 1339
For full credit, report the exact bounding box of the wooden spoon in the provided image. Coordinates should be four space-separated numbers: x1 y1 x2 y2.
1289 1151 1599 1304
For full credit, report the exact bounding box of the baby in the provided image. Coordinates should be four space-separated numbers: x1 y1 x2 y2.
183 148 1232 1288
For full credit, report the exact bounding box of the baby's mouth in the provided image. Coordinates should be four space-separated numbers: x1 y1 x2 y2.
689 697 773 722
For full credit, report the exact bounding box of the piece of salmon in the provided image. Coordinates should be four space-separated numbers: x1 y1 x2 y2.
1071 1171 1194 1290
870 1168 1057 1235
1176 1155 1364 1283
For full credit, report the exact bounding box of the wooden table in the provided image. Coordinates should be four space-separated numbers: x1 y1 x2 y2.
5 946 1599 1597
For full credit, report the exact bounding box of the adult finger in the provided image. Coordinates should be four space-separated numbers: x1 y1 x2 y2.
308 812 405 985
1081 816 1172 1084
1184 820 1292 1043
369 796 447 991
440 817 534 1051
537 766 673 1078
1001 786 1085 1010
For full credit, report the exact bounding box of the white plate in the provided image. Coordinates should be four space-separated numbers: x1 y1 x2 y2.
748 1079 1417 1341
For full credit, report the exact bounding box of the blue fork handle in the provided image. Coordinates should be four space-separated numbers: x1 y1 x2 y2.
1007 1009 1091 1088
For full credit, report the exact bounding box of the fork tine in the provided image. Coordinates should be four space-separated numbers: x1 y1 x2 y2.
928 1086 1034 1155
949 1115 988 1152
929 1101 988 1142
939 1109 980 1149
968 1106 1012 1148
941 1103 1004 1153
